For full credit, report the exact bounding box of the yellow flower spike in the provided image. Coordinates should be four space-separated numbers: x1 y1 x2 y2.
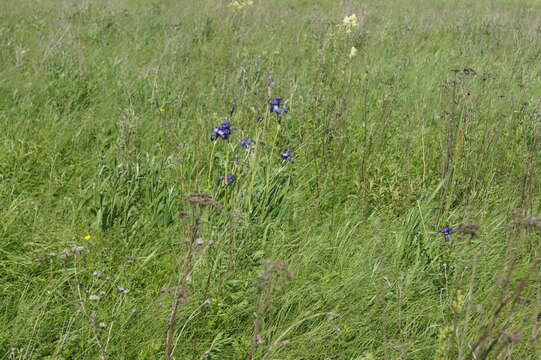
229 0 242 10
341 14 359 33
84 235 92 241
228 0 253 11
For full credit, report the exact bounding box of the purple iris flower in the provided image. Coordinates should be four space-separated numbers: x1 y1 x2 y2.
269 98 288 115
240 138 256 152
210 118 235 141
438 226 455 241
280 149 293 160
220 173 235 186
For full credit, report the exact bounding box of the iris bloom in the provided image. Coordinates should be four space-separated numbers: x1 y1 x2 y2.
220 173 235 186
210 118 235 141
280 149 293 160
438 226 455 241
240 138 256 152
269 98 288 115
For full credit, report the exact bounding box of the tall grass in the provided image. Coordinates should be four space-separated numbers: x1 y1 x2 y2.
1 0 541 358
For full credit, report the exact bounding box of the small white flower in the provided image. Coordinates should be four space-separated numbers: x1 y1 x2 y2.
89 294 100 301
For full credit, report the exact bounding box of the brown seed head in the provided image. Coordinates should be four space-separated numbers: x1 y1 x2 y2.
186 193 223 209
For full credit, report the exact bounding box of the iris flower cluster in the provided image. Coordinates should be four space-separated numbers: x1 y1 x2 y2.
210 94 294 186
210 118 235 141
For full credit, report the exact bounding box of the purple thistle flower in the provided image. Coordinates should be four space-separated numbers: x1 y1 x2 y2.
280 149 293 160
210 118 235 141
240 138 256 152
220 173 235 186
269 98 288 115
438 226 455 241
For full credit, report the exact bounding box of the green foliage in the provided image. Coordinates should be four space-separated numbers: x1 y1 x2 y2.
1 0 541 358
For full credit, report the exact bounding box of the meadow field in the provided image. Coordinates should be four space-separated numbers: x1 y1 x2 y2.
2 0 541 358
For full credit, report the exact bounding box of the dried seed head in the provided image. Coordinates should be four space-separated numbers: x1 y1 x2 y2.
512 215 541 229
457 223 480 237
502 331 521 343
185 193 223 209
256 261 292 288
161 285 192 303
35 255 46 262
71 246 85 254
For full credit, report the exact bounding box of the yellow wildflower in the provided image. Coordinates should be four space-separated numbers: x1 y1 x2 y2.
84 235 92 241
342 14 358 33
159 107 165 113
349 46 358 58
228 0 253 10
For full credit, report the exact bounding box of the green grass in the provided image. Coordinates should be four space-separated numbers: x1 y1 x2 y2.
2 0 541 358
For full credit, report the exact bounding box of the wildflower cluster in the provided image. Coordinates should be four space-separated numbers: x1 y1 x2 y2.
207 91 294 185
210 118 235 141
338 14 360 59
228 0 253 11
341 14 358 33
